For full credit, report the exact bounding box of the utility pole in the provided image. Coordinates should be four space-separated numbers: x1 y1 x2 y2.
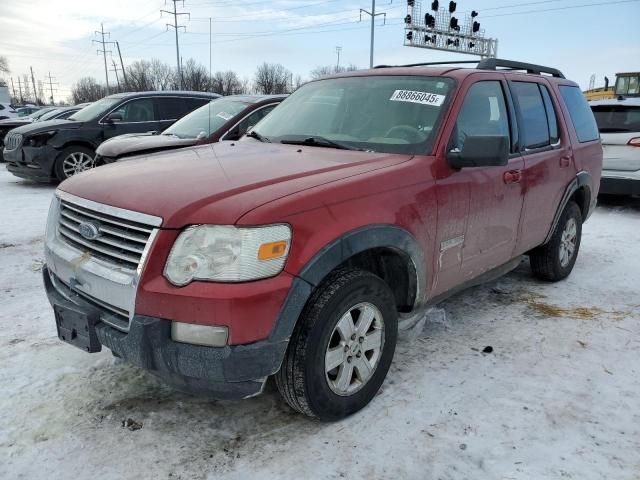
93 23 113 94
161 0 190 89
16 77 23 103
30 66 39 105
111 60 121 89
360 0 389 68
115 41 128 88
46 72 58 105
335 46 342 71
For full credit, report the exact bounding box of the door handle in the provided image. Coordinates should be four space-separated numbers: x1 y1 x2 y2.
503 170 522 184
560 155 572 167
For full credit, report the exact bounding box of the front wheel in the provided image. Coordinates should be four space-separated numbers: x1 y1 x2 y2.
54 145 96 181
275 268 398 421
530 201 582 281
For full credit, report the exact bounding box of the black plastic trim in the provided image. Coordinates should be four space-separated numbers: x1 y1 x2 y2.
544 171 592 244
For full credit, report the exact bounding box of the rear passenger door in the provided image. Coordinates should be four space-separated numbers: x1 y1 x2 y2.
510 80 576 253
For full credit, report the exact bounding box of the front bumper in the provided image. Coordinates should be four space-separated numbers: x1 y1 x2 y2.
600 170 640 196
44 266 291 399
4 144 58 182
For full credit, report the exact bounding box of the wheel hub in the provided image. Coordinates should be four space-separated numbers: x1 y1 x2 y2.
559 217 577 267
324 302 385 396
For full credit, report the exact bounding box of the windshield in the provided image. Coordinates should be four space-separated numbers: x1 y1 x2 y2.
163 99 247 139
252 75 454 154
38 109 62 121
592 105 640 133
69 97 121 122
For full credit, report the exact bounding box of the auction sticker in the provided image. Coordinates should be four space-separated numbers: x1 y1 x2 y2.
390 90 445 106
216 112 234 121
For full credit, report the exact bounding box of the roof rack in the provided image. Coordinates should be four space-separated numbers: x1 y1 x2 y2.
477 58 565 78
373 58 565 79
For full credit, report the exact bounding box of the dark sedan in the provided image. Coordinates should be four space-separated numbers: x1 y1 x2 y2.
95 95 286 164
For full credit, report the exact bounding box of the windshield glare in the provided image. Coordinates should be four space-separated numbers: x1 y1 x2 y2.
253 76 453 154
163 99 247 139
38 109 62 121
69 97 121 122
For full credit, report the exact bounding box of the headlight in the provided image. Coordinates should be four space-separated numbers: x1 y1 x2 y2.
26 130 56 147
164 224 291 286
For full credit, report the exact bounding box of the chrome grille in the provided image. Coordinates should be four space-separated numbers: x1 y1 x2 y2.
57 199 155 270
4 132 22 150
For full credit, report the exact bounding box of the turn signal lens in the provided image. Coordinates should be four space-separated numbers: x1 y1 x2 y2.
258 240 289 261
627 137 640 147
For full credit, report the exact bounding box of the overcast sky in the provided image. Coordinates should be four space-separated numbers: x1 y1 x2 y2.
1 0 639 102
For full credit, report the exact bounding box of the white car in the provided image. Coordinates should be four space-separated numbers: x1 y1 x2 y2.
591 97 640 196
0 102 19 120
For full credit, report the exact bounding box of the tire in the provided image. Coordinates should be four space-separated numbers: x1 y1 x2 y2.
53 145 96 181
275 268 398 421
530 201 582 281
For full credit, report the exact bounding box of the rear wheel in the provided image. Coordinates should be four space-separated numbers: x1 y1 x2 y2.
275 268 397 421
54 145 96 181
530 201 582 281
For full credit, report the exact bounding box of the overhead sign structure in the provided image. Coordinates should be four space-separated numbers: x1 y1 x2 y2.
404 1 498 58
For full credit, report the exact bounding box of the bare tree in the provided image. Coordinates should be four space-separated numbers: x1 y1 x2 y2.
124 60 155 91
22 74 32 103
149 58 175 90
0 56 9 84
293 74 306 90
71 77 106 104
180 59 211 92
254 63 291 95
211 70 244 96
309 64 358 80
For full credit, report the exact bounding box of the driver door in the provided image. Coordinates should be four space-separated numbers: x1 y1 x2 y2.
102 97 160 140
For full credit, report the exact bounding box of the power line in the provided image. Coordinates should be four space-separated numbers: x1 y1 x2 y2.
482 0 640 17
161 0 191 89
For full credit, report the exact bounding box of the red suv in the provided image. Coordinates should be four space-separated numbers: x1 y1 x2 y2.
43 59 602 421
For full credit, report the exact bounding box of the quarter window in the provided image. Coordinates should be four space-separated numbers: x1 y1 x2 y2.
453 81 511 152
539 85 559 144
559 86 599 143
512 82 550 149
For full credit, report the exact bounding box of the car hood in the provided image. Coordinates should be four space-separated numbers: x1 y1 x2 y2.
0 119 31 128
11 118 81 135
96 133 197 158
59 140 411 227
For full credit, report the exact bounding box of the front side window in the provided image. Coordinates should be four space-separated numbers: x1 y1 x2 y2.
592 105 640 133
112 98 155 122
163 99 248 139
253 76 454 154
512 82 550 149
559 86 599 143
452 80 510 152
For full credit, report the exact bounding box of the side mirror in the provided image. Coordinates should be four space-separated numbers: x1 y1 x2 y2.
446 135 509 169
106 112 123 123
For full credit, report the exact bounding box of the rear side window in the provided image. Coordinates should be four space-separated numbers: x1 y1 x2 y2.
539 86 559 144
155 97 199 121
591 105 640 133
559 86 599 142
512 82 550 149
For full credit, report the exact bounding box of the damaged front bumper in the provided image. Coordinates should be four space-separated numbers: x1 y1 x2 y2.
43 266 288 400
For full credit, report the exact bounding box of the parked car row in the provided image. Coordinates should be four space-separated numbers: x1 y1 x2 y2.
40 59 604 420
0 104 90 161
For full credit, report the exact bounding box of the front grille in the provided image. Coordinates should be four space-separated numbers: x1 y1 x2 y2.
57 199 155 271
4 132 22 150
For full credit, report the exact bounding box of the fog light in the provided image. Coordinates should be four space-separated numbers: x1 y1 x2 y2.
171 322 229 347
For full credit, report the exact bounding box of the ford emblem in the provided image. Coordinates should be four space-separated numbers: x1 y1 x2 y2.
78 221 101 241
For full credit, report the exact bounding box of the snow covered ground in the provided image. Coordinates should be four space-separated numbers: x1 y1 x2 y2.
1 166 638 480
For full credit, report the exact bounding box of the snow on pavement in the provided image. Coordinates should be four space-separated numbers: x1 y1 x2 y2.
0 166 638 480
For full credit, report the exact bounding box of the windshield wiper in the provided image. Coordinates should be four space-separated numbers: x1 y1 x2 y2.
246 130 271 143
280 136 358 151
